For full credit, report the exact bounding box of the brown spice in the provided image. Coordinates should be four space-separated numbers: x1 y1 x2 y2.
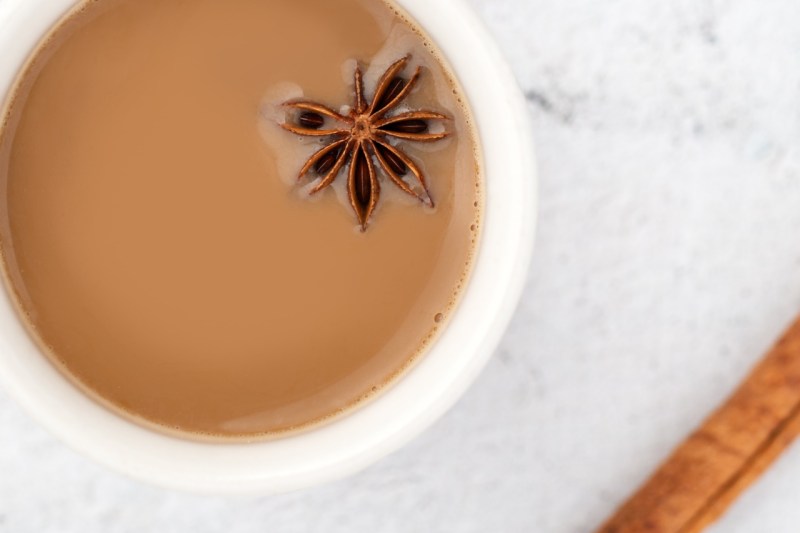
280 56 450 230
384 118 428 134
298 111 324 129
376 77 406 110
375 143 408 175
596 317 800 533
352 147 374 213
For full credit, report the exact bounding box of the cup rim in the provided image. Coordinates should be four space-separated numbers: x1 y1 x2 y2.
0 0 537 494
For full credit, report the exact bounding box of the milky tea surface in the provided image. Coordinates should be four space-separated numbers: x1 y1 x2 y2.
0 0 481 437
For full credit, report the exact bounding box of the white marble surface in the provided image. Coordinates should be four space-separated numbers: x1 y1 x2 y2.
2 0 800 531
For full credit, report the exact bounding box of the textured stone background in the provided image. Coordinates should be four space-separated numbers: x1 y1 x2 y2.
2 0 800 531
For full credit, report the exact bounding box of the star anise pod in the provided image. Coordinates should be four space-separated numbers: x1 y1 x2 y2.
280 56 450 230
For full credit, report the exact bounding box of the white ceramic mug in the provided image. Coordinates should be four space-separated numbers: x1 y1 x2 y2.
0 0 536 493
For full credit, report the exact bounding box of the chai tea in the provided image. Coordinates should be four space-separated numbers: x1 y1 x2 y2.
0 0 481 437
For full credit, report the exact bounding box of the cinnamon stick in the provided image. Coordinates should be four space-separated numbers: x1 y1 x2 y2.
597 317 800 533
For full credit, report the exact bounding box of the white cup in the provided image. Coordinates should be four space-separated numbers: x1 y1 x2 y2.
0 0 537 493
